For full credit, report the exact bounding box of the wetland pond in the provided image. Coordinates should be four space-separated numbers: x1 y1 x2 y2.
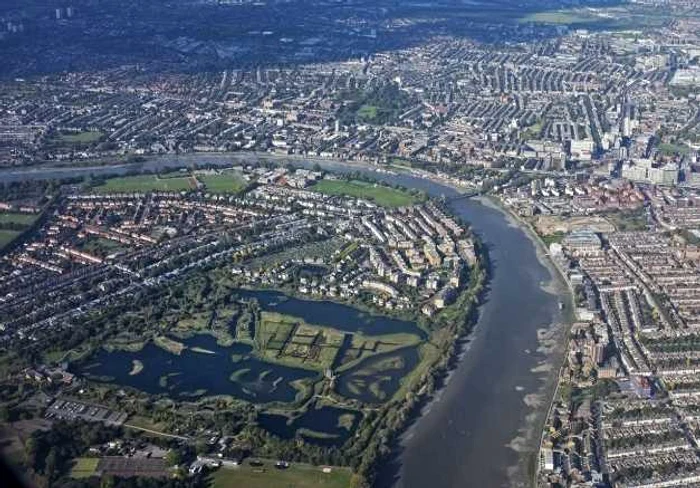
79 334 315 403
76 289 424 441
258 406 361 446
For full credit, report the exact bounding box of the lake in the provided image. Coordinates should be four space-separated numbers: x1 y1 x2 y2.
235 288 425 338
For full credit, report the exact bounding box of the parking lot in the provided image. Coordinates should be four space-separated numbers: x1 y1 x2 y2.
46 399 128 426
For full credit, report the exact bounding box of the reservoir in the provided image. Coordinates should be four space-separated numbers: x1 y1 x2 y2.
1 155 566 488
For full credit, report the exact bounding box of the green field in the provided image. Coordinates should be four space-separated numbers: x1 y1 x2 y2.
605 207 648 232
199 171 247 193
94 175 195 193
0 212 38 227
80 236 125 256
209 462 352 488
540 231 566 247
523 121 544 140
258 312 298 352
0 229 21 248
59 131 104 144
520 10 598 24
125 415 169 433
518 7 678 29
70 457 99 479
312 180 417 207
658 142 691 156
357 104 379 121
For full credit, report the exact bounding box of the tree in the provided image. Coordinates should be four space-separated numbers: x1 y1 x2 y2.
25 436 38 468
0 405 11 422
45 448 58 481
100 474 115 488
349 473 369 488
195 440 209 456
166 449 182 467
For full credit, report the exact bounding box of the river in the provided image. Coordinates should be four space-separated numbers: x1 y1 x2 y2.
380 196 567 488
0 155 569 488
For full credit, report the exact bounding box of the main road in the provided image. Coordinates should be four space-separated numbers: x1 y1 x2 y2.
0 154 570 488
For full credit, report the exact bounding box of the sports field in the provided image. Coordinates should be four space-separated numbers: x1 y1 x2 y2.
70 457 100 479
209 461 352 488
199 171 247 193
0 230 21 248
312 179 417 207
0 213 38 227
94 175 196 193
59 131 104 144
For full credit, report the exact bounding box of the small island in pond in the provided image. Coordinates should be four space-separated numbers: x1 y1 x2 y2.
128 360 144 376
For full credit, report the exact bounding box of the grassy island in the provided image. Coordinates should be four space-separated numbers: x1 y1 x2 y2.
128 359 144 376
153 335 186 355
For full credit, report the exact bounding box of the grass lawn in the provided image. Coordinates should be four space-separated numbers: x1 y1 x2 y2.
94 175 195 193
70 457 100 479
336 241 359 262
357 104 379 121
43 349 70 363
59 131 104 144
257 313 346 371
605 207 648 232
209 461 352 488
199 171 247 193
312 179 417 207
523 121 544 140
540 231 566 247
658 142 691 156
519 10 599 25
258 312 297 351
81 236 125 256
43 341 96 364
0 212 38 227
0 229 21 248
125 415 168 433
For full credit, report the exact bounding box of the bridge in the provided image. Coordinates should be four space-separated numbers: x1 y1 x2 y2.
442 190 479 203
